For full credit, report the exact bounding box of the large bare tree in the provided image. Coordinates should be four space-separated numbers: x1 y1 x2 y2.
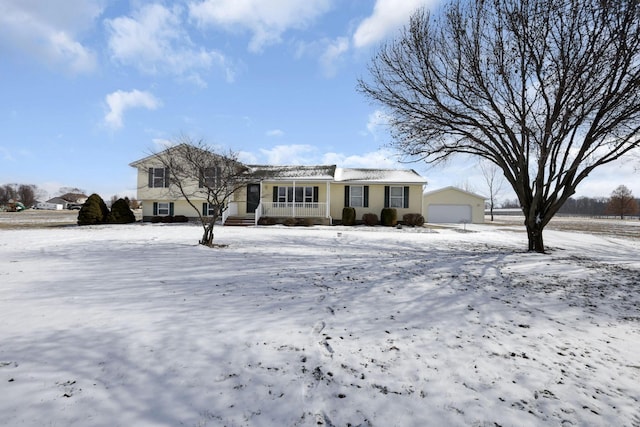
153 138 251 247
358 0 640 252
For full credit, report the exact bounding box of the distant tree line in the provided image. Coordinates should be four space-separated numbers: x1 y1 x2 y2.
0 183 44 207
500 185 639 218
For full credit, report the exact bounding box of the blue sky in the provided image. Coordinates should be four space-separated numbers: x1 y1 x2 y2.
1 0 638 202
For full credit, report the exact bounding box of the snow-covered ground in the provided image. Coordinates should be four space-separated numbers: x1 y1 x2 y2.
1 221 639 426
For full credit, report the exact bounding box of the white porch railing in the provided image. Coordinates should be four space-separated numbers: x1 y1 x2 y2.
259 202 328 219
222 202 238 225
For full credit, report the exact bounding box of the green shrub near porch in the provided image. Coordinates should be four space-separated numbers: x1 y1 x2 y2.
380 208 397 226
342 207 356 226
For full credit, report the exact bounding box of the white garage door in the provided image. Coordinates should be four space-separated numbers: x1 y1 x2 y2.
427 204 472 223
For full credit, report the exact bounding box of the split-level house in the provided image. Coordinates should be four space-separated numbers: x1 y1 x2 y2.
130 145 427 225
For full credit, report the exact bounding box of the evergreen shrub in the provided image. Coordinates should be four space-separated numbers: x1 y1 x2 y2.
380 208 398 226
342 207 356 226
77 193 109 225
107 198 136 224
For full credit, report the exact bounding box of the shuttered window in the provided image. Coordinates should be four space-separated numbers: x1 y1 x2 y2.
153 202 173 216
345 186 369 207
148 167 169 188
199 167 221 188
385 186 410 208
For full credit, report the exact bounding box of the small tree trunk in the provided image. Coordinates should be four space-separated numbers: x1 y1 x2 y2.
200 223 215 246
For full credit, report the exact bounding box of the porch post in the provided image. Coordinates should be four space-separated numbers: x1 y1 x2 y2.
326 181 330 219
292 180 296 217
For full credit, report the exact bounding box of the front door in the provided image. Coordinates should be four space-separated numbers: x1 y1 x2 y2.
246 184 260 213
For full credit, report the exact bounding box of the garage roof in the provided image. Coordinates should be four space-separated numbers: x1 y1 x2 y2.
423 186 486 200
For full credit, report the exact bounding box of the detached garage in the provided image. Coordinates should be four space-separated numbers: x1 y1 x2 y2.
422 186 486 224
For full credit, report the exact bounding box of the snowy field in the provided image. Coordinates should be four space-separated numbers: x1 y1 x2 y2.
1 218 639 426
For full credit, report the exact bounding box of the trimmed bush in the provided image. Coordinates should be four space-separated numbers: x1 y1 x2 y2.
362 213 378 226
380 208 398 227
258 216 277 225
342 207 356 226
403 213 425 227
77 193 109 225
107 198 136 224
173 215 189 223
283 217 297 226
297 217 315 227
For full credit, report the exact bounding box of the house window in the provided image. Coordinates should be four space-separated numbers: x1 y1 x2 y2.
344 185 368 208
303 187 314 203
157 202 170 215
276 186 317 204
149 167 169 188
200 167 219 188
277 186 287 203
202 203 220 216
389 186 404 208
350 186 364 207
384 186 409 208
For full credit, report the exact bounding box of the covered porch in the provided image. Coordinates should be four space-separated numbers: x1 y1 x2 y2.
256 180 332 225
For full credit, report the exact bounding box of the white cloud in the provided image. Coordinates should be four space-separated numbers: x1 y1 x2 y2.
237 150 259 164
249 144 406 169
266 129 284 137
151 138 174 150
322 149 401 168
105 4 233 84
104 90 162 130
259 144 318 164
0 0 102 73
353 0 437 48
574 157 640 198
319 37 350 77
188 0 332 52
364 109 391 139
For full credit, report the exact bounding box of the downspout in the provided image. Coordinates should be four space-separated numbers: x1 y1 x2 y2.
326 180 331 223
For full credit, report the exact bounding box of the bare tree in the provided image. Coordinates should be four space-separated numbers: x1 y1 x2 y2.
0 183 41 207
58 187 86 196
152 138 252 247
605 185 638 219
17 184 37 207
480 161 504 222
0 184 17 204
358 0 640 252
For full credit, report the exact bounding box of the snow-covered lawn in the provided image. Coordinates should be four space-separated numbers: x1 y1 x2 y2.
1 222 639 426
